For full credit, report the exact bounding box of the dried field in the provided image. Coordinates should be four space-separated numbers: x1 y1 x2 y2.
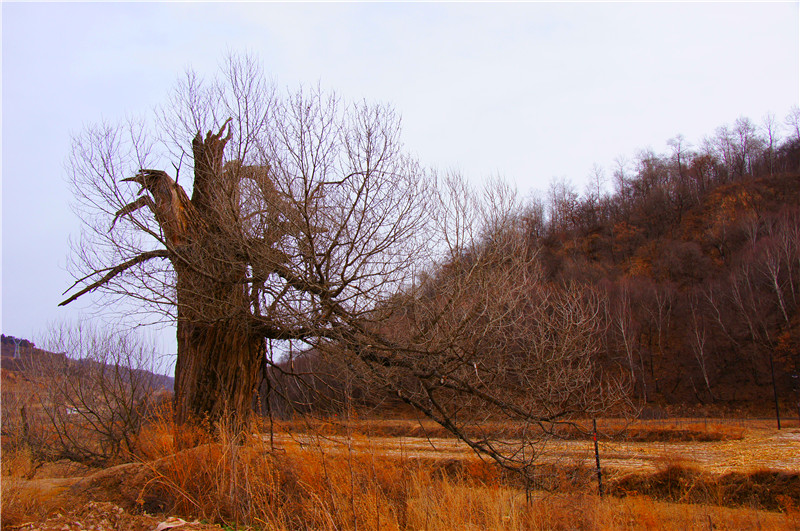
272 417 800 476
2 417 799 530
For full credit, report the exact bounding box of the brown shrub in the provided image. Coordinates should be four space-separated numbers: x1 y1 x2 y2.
609 465 800 510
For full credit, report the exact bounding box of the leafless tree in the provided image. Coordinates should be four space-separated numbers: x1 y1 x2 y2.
737 117 766 176
688 291 715 402
61 56 434 429
642 281 675 396
785 106 800 143
22 323 162 464
330 178 632 473
60 55 630 474
757 210 800 324
706 210 796 428
761 113 780 177
667 135 690 183
706 117 766 179
611 280 647 402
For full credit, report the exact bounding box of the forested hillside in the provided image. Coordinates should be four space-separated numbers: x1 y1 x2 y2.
265 113 800 417
529 117 800 410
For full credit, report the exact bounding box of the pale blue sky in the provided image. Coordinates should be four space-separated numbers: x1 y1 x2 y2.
3 2 798 368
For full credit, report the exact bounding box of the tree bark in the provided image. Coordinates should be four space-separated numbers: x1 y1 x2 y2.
65 118 289 432
174 318 265 428
170 120 265 430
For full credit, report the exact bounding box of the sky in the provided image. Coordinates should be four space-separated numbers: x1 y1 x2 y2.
2 2 798 372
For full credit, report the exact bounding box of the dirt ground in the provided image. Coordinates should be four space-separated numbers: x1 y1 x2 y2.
1 500 222 531
1 461 224 531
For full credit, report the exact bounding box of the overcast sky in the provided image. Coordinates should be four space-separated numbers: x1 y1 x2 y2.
2 2 798 369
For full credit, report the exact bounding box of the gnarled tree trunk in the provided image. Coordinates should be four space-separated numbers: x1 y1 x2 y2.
171 120 266 429
174 318 265 428
97 120 269 430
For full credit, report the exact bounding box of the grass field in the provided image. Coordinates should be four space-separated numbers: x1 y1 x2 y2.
2 417 799 530
268 416 799 476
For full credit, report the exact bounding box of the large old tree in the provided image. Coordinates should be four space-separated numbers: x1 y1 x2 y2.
62 56 626 473
61 57 434 427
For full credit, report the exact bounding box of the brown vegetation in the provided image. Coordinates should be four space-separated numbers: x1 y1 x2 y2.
11 53 800 530
3 418 799 530
609 466 800 512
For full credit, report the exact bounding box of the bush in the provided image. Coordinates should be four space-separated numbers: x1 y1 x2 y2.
20 323 164 465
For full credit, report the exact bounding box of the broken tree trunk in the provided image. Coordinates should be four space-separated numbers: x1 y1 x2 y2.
171 120 266 430
104 120 267 431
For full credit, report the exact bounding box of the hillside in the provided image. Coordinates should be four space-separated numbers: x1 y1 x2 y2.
1 333 175 460
514 121 800 413
1 334 174 391
261 127 800 419
536 172 799 408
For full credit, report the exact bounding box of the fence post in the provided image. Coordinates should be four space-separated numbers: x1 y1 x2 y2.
593 417 603 497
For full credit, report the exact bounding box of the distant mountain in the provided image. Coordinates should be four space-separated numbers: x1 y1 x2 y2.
0 334 174 391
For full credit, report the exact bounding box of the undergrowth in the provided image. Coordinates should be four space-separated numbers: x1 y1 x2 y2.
130 417 800 529
1 415 797 531
610 465 800 512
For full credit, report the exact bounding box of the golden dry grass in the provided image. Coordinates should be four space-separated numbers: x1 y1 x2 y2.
265 417 799 479
277 416 754 442
121 431 800 530
2 417 799 530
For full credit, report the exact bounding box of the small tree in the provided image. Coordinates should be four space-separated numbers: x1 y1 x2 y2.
23 323 162 464
317 178 632 474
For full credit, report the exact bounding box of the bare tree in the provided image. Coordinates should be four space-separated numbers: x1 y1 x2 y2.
666 134 695 218
733 117 765 177
687 291 715 402
59 55 630 476
757 210 800 324
667 135 690 183
785 106 800 143
61 56 434 429
642 281 675 396
706 118 765 179
333 178 631 473
611 280 647 402
546 176 579 233
761 112 780 176
22 323 161 464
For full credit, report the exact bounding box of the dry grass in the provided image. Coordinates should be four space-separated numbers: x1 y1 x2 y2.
2 417 798 530
1 445 38 479
0 455 95 530
121 420 800 529
609 464 800 511
278 416 748 443
1 479 47 528
621 421 745 442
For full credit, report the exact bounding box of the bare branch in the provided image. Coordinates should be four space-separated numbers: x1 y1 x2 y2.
110 195 156 231
59 250 169 306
